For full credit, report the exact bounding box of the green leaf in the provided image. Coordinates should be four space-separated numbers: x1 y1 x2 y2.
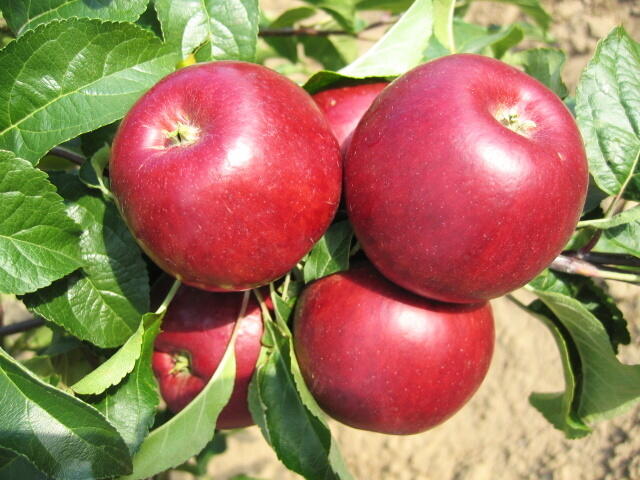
528 287 640 426
304 0 433 93
0 18 179 165
155 0 259 60
603 220 640 258
250 320 352 480
510 48 568 98
0 449 49 480
578 204 640 229
0 0 149 35
575 27 640 199
457 23 523 58
80 122 119 158
122 302 240 479
303 221 353 283
355 0 413 13
79 144 111 197
0 151 82 295
525 300 591 438
529 270 630 352
433 0 455 53
71 321 144 395
94 311 162 455
0 347 132 479
24 173 149 348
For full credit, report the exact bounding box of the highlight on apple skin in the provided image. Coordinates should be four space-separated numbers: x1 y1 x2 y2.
293 262 495 435
110 61 342 292
152 283 263 429
345 53 588 304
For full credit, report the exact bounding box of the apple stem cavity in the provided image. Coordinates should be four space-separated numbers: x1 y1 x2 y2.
164 122 200 148
494 106 537 137
169 351 192 375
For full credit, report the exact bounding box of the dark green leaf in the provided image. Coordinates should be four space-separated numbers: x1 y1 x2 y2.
94 311 162 455
155 0 259 60
304 0 433 93
301 36 350 70
0 347 132 479
355 0 413 14
122 300 240 479
530 270 630 352
303 0 356 32
575 27 640 199
0 0 149 35
262 7 317 63
24 173 149 348
510 48 568 98
251 320 352 480
79 145 111 196
0 151 81 295
80 122 119 158
0 449 49 480
0 19 179 164
304 221 353 283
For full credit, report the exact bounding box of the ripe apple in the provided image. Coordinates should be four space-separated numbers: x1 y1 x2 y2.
345 54 588 303
110 61 341 292
312 82 387 152
152 284 263 429
293 262 494 435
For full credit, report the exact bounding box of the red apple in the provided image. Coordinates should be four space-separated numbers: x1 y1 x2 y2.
312 82 387 153
111 61 341 292
293 262 494 435
152 284 263 429
345 54 588 303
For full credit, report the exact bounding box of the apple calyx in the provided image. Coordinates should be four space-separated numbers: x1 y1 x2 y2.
164 122 200 148
494 106 537 137
168 351 192 375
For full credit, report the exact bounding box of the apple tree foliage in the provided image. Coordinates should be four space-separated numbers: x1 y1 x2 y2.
0 0 638 478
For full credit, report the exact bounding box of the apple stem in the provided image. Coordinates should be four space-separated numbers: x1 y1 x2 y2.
164 123 200 148
169 351 191 375
155 279 181 315
349 242 361 257
281 274 291 302
494 107 536 137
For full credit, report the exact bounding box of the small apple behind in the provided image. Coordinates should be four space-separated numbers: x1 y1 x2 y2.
110 61 341 292
293 262 494 435
152 284 263 429
313 82 388 153
345 54 588 303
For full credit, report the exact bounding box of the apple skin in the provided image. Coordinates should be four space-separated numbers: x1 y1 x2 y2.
345 54 588 303
152 284 263 429
293 262 494 435
312 82 388 152
110 61 341 292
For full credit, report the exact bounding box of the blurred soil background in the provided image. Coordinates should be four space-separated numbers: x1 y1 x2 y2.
3 1 640 479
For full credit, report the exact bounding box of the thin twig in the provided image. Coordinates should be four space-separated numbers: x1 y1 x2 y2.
577 251 640 268
550 254 640 284
49 146 85 166
0 317 45 337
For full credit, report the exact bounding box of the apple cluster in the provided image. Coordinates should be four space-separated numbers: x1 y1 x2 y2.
110 54 588 435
